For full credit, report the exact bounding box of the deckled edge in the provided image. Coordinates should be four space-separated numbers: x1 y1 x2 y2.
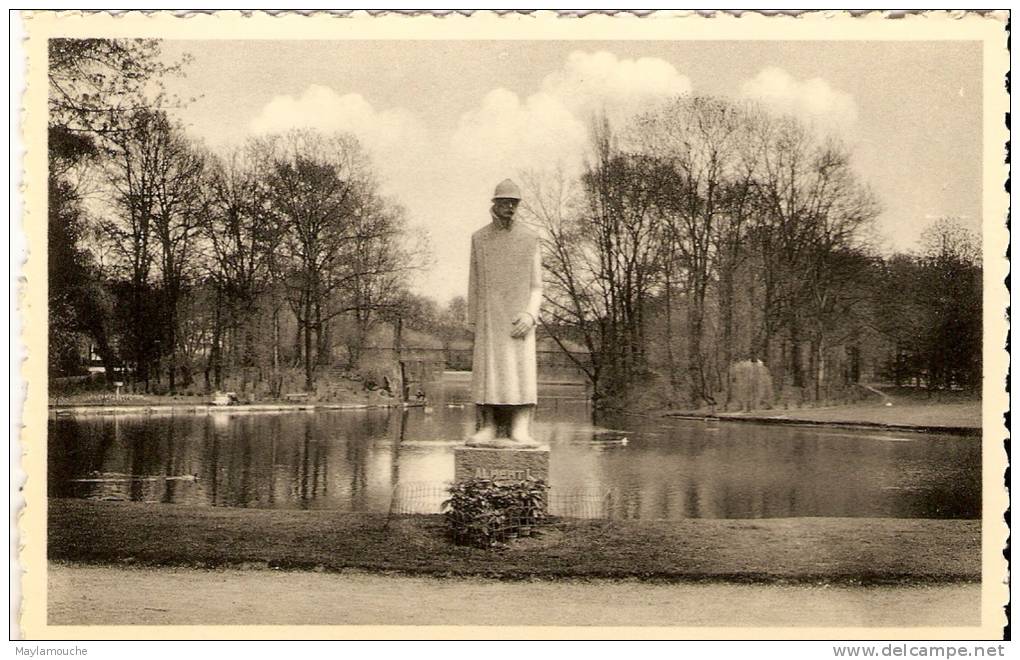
12 8 1011 641
11 10 30 642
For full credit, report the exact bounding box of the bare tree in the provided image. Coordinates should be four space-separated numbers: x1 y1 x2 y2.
747 117 878 395
264 130 425 392
147 116 207 391
519 167 606 394
99 110 208 391
634 96 750 405
520 117 668 404
101 110 164 389
202 140 282 392
265 131 366 390
339 195 419 370
915 217 982 391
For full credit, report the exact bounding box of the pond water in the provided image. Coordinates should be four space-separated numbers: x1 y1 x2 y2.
48 373 981 520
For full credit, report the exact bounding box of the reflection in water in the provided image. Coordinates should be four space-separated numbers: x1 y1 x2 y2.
48 376 981 520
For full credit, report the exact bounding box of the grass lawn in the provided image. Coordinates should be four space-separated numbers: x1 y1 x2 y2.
49 499 980 585
662 385 982 434
665 398 981 435
751 400 982 429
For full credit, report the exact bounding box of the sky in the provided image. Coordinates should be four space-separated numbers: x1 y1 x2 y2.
159 40 983 304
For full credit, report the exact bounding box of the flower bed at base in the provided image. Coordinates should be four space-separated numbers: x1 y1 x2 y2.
443 478 549 548
47 498 980 584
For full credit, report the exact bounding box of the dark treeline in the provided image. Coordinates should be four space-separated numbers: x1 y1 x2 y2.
49 39 429 396
523 98 981 409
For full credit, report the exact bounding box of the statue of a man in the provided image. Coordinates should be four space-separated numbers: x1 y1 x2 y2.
466 179 542 446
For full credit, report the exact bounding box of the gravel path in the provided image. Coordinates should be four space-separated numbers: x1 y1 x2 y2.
48 563 980 628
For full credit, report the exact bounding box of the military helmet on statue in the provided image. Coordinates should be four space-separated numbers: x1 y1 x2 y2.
492 178 522 201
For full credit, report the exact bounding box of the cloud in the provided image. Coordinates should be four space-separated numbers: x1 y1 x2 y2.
449 88 588 186
740 67 858 128
248 52 693 209
250 85 421 150
248 85 432 198
542 50 693 118
448 50 692 191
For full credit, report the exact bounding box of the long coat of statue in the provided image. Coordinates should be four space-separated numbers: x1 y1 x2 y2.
468 219 543 405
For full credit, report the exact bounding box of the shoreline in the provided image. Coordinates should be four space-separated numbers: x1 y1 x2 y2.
48 400 426 416
48 399 982 436
660 412 980 437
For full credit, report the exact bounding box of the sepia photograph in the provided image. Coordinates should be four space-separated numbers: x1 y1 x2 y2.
13 10 1009 641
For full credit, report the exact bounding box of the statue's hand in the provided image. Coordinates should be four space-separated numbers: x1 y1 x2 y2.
510 312 535 338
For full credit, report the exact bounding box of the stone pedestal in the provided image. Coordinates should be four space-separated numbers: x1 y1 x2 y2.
453 446 550 483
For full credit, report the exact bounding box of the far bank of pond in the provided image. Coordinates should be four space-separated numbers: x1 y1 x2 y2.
50 375 982 433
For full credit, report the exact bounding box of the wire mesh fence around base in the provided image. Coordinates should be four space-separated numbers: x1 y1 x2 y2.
548 487 617 519
387 481 615 519
387 482 450 516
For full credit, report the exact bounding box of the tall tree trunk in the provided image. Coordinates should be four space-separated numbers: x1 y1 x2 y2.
213 304 224 390
719 264 736 405
205 298 220 392
687 295 703 406
79 293 118 384
272 306 281 398
315 302 332 366
849 345 861 384
815 342 825 402
303 293 315 392
393 316 405 402
166 307 177 394
789 321 804 390
131 284 148 392
292 321 302 369
663 265 682 396
687 280 714 406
